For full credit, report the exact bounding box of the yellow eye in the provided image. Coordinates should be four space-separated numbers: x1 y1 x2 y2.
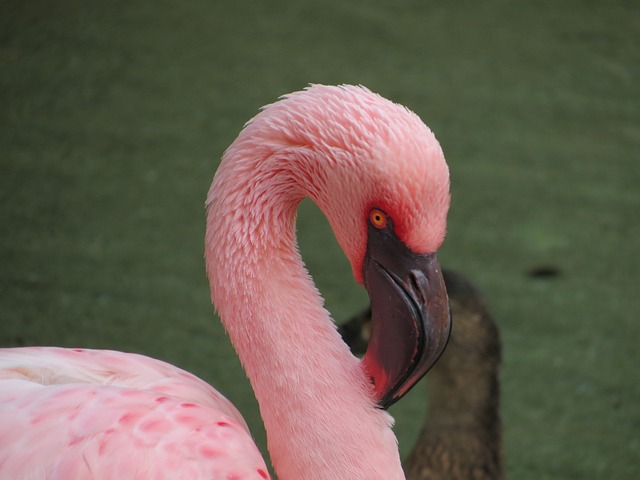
369 209 388 229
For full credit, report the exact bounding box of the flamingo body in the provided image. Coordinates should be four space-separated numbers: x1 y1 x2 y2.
0 85 451 479
0 347 268 479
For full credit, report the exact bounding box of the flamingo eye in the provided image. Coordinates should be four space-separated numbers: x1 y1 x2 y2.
369 209 388 229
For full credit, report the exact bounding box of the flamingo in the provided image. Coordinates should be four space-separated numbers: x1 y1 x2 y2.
0 84 452 479
340 269 505 480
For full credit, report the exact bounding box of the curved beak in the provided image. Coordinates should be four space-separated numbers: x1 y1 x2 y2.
361 225 451 409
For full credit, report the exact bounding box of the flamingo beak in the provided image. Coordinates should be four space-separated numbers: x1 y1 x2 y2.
361 225 451 409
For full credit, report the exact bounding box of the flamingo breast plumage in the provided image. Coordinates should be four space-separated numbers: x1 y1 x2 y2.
0 84 452 479
1 348 268 478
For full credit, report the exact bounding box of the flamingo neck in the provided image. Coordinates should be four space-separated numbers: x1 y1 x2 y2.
205 145 404 479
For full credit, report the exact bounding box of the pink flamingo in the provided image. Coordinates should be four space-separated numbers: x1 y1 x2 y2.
0 84 452 479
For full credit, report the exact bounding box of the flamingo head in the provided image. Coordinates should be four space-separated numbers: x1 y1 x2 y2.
277 85 452 409
225 84 452 409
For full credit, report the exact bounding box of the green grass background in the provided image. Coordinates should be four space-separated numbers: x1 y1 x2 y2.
1 0 638 478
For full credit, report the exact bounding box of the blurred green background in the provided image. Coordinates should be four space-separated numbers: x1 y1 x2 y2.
1 0 638 478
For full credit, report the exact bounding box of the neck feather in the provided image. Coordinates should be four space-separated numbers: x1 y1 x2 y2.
205 141 404 479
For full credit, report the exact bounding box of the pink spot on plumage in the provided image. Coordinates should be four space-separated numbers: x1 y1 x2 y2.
199 445 220 458
139 418 165 433
174 414 197 425
30 412 48 425
118 412 138 426
98 437 111 455
68 436 82 447
257 468 269 479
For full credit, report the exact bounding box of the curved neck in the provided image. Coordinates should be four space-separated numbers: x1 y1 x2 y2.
205 138 404 479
